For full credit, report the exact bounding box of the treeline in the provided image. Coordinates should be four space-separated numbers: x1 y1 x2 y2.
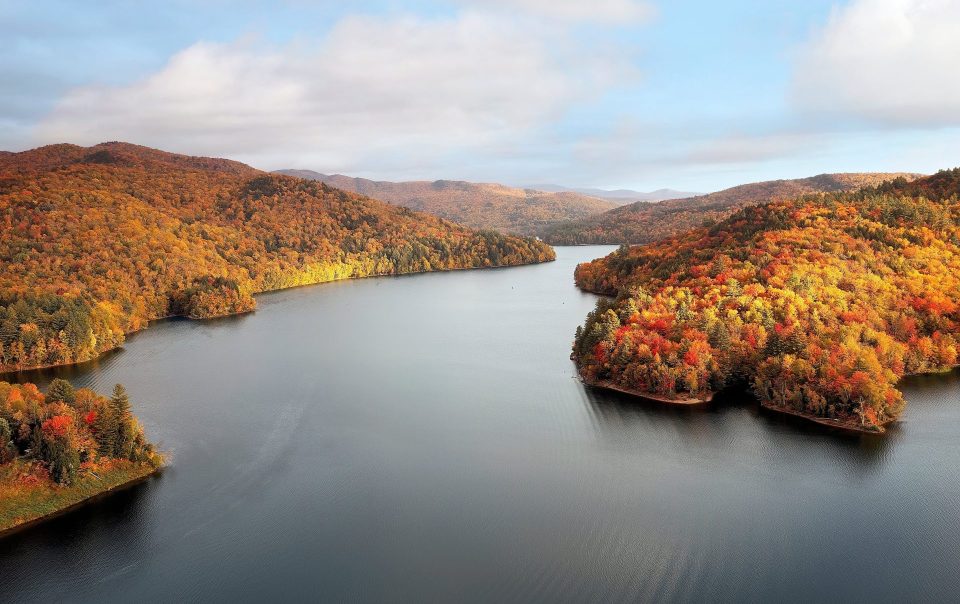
0 142 555 371
0 379 161 485
573 169 960 432
543 173 919 245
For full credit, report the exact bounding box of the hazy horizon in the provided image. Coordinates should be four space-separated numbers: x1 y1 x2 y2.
3 0 958 192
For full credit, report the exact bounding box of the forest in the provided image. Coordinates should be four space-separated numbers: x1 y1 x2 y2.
543 173 918 246
0 379 160 532
0 142 555 372
572 170 960 432
276 170 617 236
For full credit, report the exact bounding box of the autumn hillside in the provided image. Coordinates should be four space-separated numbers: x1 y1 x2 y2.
276 170 616 236
572 170 960 432
0 142 554 372
543 172 921 245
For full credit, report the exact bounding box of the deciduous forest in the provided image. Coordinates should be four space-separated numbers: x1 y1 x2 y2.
0 142 555 372
544 173 918 246
573 170 960 432
276 170 617 236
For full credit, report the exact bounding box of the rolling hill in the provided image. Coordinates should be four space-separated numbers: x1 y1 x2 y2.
572 170 960 433
275 170 616 236
543 173 921 245
0 142 554 372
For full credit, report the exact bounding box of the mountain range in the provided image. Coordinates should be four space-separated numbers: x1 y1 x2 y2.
274 170 617 236
524 184 698 203
542 172 923 245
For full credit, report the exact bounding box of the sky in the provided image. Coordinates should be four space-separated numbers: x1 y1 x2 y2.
2 0 959 191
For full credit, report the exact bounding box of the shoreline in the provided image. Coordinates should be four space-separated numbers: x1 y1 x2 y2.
582 373 889 433
0 463 163 539
759 403 890 435
1 256 555 376
583 377 714 405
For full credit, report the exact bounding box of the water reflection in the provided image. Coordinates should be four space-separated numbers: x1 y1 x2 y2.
582 378 897 473
3 247 960 603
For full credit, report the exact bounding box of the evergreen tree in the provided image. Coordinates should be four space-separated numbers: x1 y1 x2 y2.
111 384 135 459
110 383 131 419
41 435 79 485
93 407 118 458
46 378 76 405
0 417 14 463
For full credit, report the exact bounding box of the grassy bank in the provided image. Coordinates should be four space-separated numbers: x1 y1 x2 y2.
0 459 160 535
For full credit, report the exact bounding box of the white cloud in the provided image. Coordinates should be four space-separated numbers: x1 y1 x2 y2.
33 12 629 173
463 0 654 24
793 0 960 126
685 132 824 165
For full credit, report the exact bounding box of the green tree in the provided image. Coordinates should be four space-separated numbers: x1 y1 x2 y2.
0 417 14 463
46 378 76 405
111 384 135 459
110 384 131 419
93 407 118 458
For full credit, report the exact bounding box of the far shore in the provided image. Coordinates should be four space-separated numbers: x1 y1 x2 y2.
0 255 555 376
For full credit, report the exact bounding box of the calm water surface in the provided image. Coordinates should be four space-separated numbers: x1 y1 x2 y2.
3 246 960 602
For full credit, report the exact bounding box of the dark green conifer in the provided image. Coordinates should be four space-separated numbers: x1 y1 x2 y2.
46 378 76 405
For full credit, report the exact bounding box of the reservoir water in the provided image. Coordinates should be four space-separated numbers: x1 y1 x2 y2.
3 246 960 602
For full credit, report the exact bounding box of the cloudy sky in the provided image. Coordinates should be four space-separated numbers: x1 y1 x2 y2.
2 0 959 191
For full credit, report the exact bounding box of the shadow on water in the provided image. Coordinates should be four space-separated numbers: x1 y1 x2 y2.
3 473 161 555
1 313 254 388
582 378 896 467
898 365 960 393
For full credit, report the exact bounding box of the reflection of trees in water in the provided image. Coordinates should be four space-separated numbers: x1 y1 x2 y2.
3 313 255 391
899 366 960 395
580 380 895 475
3 474 160 564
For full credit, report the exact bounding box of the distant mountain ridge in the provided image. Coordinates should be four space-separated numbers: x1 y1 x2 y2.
525 184 698 203
274 169 616 236
542 172 924 245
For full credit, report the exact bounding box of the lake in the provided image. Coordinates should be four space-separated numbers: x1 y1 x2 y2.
3 245 960 602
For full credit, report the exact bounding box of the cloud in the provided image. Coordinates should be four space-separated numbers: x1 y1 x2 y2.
684 132 824 165
33 12 630 173
463 0 654 24
793 0 960 126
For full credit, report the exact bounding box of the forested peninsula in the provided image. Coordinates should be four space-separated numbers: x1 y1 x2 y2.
573 170 960 433
0 142 555 372
0 379 161 534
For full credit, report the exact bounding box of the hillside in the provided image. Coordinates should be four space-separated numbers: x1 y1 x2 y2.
0 142 554 372
275 170 616 235
543 173 921 245
572 170 960 433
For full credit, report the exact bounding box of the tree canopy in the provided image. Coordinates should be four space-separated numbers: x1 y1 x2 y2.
0 142 554 371
573 169 960 432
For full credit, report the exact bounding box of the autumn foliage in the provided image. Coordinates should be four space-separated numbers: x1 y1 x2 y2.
0 142 555 371
276 170 617 236
0 379 160 486
573 169 960 432
544 173 919 245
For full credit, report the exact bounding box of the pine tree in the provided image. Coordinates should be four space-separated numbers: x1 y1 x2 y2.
0 417 14 463
111 384 135 459
110 384 131 420
46 378 76 405
93 407 118 458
